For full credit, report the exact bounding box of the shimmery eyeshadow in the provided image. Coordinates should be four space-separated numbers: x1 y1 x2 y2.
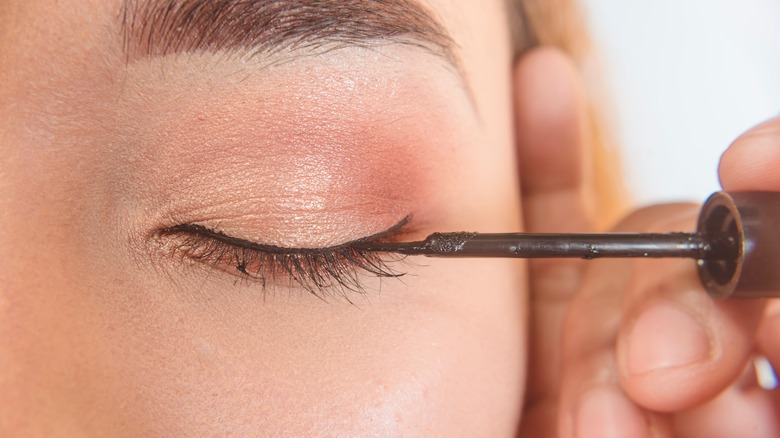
115 47 478 247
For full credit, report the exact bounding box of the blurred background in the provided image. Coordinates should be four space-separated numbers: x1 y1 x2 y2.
582 0 780 206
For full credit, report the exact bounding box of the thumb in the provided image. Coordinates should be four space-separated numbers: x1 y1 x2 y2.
719 116 780 191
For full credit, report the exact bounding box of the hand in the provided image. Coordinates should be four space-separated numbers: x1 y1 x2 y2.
556 118 780 437
512 44 780 435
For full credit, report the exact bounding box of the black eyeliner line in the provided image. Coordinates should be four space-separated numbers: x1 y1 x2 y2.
161 215 412 254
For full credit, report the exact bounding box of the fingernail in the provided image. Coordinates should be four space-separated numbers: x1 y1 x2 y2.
627 302 711 375
575 387 648 438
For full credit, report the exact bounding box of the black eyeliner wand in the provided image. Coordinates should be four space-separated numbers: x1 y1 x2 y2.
357 192 780 300
357 231 718 259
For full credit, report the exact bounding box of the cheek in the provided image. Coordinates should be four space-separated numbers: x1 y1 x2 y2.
93 257 527 436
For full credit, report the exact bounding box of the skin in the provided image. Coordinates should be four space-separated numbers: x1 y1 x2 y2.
1 0 524 436
2 0 778 436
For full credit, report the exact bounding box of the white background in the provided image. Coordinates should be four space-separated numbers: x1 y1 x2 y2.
582 0 780 206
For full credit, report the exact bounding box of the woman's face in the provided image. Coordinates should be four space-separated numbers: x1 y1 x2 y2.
0 0 525 435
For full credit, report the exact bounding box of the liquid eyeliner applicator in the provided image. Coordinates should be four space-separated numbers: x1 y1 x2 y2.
357 191 780 300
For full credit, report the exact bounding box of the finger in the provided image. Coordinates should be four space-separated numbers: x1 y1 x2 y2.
558 204 693 438
616 213 766 412
719 116 780 190
756 300 780 391
515 47 594 233
673 362 780 438
512 47 596 433
755 301 780 425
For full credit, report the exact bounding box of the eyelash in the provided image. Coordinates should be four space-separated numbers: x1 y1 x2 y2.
158 224 407 299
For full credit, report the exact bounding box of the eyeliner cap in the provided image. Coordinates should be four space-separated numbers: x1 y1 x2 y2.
697 191 780 299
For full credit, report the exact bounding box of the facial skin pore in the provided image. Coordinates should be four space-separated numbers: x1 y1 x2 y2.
0 0 525 436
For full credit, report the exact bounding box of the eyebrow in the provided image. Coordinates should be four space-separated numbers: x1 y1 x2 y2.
120 0 458 65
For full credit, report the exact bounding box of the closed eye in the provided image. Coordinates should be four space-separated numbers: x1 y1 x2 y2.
157 217 412 300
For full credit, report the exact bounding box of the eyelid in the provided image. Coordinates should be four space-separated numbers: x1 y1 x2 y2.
156 217 413 299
